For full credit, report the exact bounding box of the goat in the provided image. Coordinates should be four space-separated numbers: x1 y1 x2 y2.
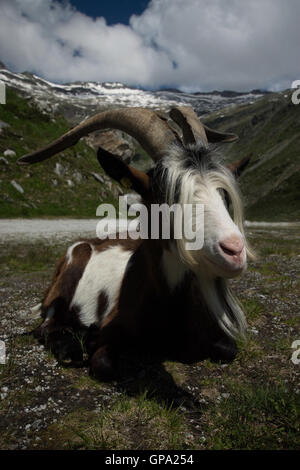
18 106 252 379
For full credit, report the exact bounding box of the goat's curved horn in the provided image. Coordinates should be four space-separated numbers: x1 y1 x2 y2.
170 106 238 145
18 107 181 165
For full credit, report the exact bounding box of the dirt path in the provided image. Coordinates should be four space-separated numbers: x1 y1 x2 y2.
1 218 299 241
0 218 98 242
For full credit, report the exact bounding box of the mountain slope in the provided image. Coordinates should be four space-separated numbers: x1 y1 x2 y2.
0 66 299 221
0 66 263 124
0 89 121 217
203 90 300 222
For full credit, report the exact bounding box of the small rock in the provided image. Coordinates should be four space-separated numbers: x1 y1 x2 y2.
111 186 121 198
91 172 104 184
10 180 24 194
67 179 74 188
0 120 10 130
54 163 65 177
4 149 16 158
73 171 82 183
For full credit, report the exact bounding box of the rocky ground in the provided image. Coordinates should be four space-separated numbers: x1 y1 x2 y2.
0 225 299 450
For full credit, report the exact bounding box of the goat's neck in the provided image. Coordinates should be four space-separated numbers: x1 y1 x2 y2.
139 228 217 292
140 238 189 291
160 242 189 290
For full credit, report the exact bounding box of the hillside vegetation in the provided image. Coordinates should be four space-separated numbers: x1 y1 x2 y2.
0 89 120 218
0 87 299 221
204 90 300 221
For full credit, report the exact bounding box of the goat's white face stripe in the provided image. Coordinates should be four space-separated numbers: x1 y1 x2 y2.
71 246 133 327
197 185 241 246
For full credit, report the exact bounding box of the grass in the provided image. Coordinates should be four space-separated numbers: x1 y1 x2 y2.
0 89 118 217
246 226 300 257
204 382 300 450
235 334 265 363
0 227 299 450
36 392 188 450
0 240 66 275
74 374 104 391
240 298 264 323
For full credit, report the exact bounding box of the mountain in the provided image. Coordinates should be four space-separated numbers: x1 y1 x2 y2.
0 81 139 217
0 66 264 124
203 90 300 221
0 65 299 221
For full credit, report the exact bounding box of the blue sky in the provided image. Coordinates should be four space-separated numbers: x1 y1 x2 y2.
0 0 299 92
61 0 150 25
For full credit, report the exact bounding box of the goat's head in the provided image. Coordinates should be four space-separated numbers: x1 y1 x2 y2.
94 109 252 279
18 106 252 280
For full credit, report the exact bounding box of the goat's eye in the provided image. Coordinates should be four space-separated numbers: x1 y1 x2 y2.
224 191 231 210
218 189 231 211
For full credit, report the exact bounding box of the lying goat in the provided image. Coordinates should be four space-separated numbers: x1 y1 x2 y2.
19 106 252 379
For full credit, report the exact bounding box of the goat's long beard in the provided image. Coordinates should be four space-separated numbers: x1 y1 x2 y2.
159 143 251 337
197 275 247 338
168 237 247 338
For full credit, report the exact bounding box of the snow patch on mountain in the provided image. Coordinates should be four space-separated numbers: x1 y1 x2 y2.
0 66 264 124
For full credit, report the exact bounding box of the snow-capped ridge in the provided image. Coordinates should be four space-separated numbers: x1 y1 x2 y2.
0 65 265 124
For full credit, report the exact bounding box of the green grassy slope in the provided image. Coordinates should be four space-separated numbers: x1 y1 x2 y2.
1 88 299 221
203 90 300 221
0 89 118 217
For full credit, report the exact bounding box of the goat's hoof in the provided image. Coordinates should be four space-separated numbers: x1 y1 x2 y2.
210 338 238 363
89 347 117 382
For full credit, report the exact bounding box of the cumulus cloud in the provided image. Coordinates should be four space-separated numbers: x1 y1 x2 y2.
0 0 299 91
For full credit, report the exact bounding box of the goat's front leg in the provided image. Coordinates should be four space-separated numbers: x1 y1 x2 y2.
90 344 118 381
87 322 124 381
210 335 238 363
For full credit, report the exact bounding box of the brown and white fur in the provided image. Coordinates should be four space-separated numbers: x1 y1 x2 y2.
34 142 252 379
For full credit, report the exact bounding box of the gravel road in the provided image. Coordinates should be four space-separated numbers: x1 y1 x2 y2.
0 219 99 242
1 218 299 242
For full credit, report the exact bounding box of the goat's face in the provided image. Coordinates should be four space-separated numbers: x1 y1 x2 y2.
97 143 250 279
187 174 246 278
150 144 248 278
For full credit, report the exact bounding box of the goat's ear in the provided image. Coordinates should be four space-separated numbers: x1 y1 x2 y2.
203 123 238 143
227 155 251 178
97 147 150 197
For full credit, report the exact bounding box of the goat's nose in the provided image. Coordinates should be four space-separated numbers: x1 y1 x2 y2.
219 235 244 257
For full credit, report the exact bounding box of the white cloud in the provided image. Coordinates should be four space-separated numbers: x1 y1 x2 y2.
0 0 299 91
